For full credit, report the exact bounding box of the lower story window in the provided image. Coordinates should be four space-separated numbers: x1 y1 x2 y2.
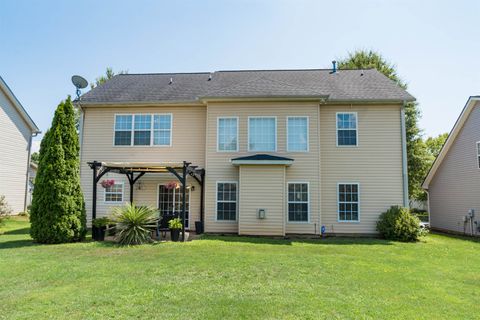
216 182 237 221
104 183 124 203
338 183 359 222
288 183 309 222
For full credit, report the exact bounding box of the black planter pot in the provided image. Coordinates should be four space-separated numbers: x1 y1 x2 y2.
93 226 106 241
195 221 204 234
170 229 180 242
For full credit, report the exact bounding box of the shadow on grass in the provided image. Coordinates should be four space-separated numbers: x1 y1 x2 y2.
3 227 31 235
0 239 38 249
431 230 480 244
201 234 393 246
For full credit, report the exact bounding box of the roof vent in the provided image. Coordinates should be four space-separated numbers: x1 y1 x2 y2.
169 77 173 85
208 73 212 81
330 60 337 74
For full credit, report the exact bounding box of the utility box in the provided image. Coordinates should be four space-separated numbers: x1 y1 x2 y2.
257 208 266 219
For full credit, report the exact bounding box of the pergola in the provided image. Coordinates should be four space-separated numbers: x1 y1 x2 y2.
88 161 205 241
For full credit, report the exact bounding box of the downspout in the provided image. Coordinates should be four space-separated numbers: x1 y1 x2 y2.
23 131 40 212
78 103 85 175
400 101 409 208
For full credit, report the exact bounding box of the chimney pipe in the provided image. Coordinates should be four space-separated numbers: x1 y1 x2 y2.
330 60 337 74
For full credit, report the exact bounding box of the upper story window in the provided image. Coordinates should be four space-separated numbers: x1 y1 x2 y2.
338 183 359 222
477 142 480 169
104 183 124 203
249 117 276 151
114 114 172 146
287 117 308 152
337 112 358 146
217 117 238 152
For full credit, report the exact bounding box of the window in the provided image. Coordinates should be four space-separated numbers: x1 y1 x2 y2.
114 114 172 146
216 182 237 221
134 115 151 145
158 185 190 228
338 183 359 222
287 117 308 152
288 183 309 222
114 115 133 145
337 113 357 146
249 117 276 151
153 114 172 146
477 142 480 169
217 117 238 151
104 183 124 203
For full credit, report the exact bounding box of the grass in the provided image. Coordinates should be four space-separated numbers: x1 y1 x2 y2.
1 217 479 319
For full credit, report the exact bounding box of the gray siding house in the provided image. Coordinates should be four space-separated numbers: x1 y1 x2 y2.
0 76 40 213
423 96 480 235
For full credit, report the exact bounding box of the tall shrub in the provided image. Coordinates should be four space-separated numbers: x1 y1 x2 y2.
376 206 426 242
30 98 86 243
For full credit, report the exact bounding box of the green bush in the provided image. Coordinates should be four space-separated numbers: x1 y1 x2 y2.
92 217 111 228
168 218 182 230
376 206 427 242
111 203 158 245
30 97 86 243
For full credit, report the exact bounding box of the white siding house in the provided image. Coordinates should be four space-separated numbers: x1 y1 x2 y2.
0 76 40 213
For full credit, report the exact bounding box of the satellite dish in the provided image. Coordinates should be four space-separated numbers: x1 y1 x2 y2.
71 75 88 99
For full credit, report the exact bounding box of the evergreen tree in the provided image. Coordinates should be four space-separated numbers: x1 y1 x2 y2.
338 50 430 201
30 99 86 243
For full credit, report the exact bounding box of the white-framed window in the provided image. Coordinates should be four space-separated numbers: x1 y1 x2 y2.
336 112 358 146
216 182 237 221
288 182 309 222
248 117 276 151
477 141 480 169
114 115 133 145
217 117 238 152
134 114 152 146
104 183 124 203
114 114 172 146
153 114 172 146
287 116 309 152
338 183 359 222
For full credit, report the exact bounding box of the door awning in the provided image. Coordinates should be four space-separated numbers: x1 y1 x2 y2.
231 154 294 166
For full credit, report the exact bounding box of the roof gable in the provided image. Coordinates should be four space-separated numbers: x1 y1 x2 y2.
423 96 480 189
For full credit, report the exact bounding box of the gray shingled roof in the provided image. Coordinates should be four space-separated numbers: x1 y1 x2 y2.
79 69 415 104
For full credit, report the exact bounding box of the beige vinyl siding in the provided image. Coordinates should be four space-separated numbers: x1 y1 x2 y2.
80 106 206 226
238 165 285 236
0 88 31 213
320 104 404 234
428 102 480 233
205 102 320 234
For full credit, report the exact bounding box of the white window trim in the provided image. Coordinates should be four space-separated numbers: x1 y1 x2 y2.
216 116 239 152
215 181 238 222
287 181 310 224
337 182 360 223
287 116 309 152
113 113 173 147
156 183 192 229
247 116 277 152
104 182 124 204
476 141 480 169
335 112 358 147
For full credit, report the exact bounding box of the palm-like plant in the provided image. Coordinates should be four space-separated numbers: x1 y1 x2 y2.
110 203 158 245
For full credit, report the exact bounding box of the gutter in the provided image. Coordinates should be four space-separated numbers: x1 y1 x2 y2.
400 101 409 208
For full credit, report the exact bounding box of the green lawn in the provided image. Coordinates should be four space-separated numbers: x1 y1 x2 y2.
1 218 479 320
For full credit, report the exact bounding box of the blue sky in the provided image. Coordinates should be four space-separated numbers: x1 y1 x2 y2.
1 0 479 151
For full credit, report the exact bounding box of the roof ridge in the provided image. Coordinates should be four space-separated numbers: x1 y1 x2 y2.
117 68 376 76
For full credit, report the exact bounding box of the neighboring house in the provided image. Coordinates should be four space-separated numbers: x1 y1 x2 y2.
423 96 480 236
26 162 38 207
77 68 414 236
0 76 40 214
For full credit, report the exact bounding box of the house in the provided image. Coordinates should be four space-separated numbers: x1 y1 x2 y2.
423 96 480 236
0 76 40 213
77 68 414 236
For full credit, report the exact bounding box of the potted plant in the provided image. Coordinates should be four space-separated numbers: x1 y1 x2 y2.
168 218 182 242
92 217 110 241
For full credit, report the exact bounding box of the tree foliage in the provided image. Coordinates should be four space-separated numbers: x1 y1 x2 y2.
30 152 39 164
90 67 127 89
376 206 427 242
337 50 430 201
425 133 448 158
30 97 86 243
